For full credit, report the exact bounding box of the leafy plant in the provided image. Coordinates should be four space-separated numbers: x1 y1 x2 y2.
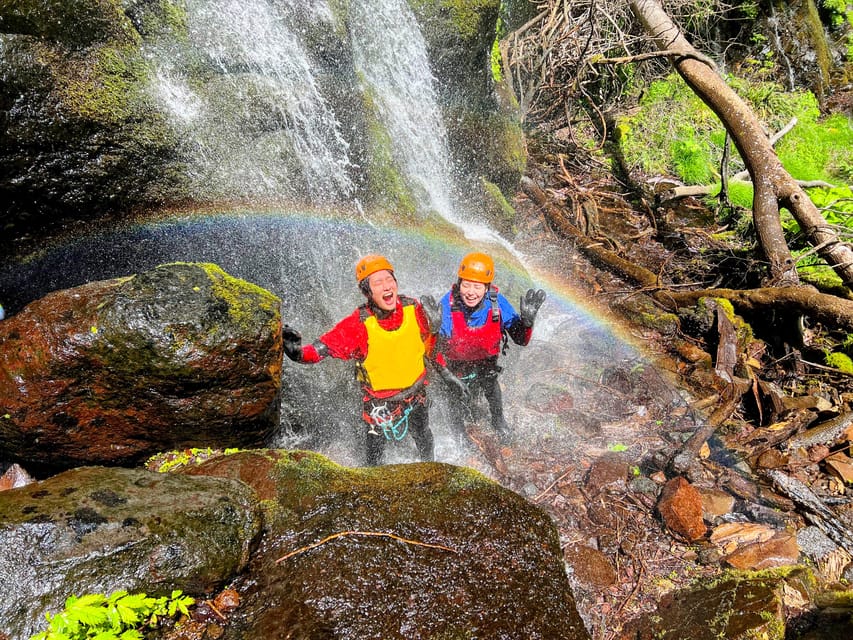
30 590 195 640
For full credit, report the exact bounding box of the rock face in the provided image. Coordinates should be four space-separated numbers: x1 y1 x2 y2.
0 0 525 231
180 450 591 640
0 262 282 469
0 465 263 640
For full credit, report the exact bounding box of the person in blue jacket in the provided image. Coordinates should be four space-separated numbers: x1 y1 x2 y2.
435 252 545 444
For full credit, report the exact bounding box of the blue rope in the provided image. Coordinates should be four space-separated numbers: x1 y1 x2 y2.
368 402 413 441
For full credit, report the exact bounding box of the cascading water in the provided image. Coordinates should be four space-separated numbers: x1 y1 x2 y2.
149 0 354 202
350 0 523 255
349 0 457 221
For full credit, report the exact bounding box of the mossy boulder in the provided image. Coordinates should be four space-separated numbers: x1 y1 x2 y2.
0 465 262 640
0 262 283 469
180 449 591 639
0 0 190 231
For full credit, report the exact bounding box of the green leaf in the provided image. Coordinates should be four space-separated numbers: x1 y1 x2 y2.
114 603 140 626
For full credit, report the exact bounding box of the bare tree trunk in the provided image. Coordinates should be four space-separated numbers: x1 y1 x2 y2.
628 0 853 288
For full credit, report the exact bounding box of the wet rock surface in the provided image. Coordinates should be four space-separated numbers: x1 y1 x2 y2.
179 449 590 640
0 262 282 469
0 465 262 640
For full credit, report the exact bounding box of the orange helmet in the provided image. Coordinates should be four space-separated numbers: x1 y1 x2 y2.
457 252 495 284
355 254 394 283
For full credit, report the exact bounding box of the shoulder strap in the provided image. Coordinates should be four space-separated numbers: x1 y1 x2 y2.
488 287 500 323
489 287 510 355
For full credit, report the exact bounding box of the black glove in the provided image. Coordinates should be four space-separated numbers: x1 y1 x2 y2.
420 295 442 335
438 366 469 400
281 324 303 362
520 289 546 328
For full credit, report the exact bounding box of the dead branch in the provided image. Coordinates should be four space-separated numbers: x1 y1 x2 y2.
592 48 716 69
527 174 853 332
275 531 457 563
766 469 853 555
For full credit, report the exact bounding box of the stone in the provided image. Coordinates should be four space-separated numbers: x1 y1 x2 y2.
564 544 617 589
723 534 800 570
657 476 707 542
0 466 262 640
621 573 797 640
182 450 591 640
699 487 735 521
584 452 629 495
0 263 282 468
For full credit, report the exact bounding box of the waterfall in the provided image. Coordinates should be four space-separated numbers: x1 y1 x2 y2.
149 0 354 202
349 0 458 222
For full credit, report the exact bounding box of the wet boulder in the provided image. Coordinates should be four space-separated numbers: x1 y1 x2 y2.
0 465 262 640
180 449 591 639
620 569 818 640
0 262 282 469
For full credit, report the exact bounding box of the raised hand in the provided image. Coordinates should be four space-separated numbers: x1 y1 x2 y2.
520 289 546 327
420 295 442 335
281 324 303 362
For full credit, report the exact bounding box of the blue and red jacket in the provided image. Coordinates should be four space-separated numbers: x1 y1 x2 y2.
436 285 531 367
301 296 435 399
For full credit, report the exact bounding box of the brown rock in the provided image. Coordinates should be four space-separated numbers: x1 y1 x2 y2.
724 534 800 570
563 544 617 588
657 476 707 542
0 263 282 468
584 452 629 495
698 487 735 521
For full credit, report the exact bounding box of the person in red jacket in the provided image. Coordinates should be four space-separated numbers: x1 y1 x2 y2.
281 254 458 466
436 252 545 444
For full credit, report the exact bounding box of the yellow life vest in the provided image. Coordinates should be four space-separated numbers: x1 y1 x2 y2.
360 304 426 391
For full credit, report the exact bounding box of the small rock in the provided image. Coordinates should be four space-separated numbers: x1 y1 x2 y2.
698 487 735 521
657 476 706 542
723 534 800 570
584 452 629 495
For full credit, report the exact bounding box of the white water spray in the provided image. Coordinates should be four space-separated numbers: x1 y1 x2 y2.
349 0 526 262
150 0 354 201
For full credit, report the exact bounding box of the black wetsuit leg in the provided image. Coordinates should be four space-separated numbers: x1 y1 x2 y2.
481 370 511 440
363 404 386 466
407 401 434 461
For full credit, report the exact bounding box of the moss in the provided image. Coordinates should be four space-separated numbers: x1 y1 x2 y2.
824 351 853 373
481 178 517 232
697 297 754 346
409 0 500 40
358 80 419 217
197 262 280 331
54 43 149 125
157 262 280 334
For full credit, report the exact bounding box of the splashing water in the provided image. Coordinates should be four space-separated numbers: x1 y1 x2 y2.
149 0 354 201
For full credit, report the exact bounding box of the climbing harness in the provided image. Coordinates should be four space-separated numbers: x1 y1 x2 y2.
367 401 414 441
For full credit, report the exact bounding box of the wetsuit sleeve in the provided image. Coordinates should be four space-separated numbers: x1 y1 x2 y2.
499 293 533 346
313 309 369 361
414 301 438 359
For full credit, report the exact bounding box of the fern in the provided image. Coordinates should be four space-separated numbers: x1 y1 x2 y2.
29 590 195 640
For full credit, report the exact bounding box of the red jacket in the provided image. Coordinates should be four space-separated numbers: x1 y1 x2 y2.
302 296 435 398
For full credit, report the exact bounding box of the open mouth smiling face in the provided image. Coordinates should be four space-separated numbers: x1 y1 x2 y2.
368 271 398 311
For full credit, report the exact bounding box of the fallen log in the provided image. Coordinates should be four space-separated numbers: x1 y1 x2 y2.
786 412 853 453
766 469 853 555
